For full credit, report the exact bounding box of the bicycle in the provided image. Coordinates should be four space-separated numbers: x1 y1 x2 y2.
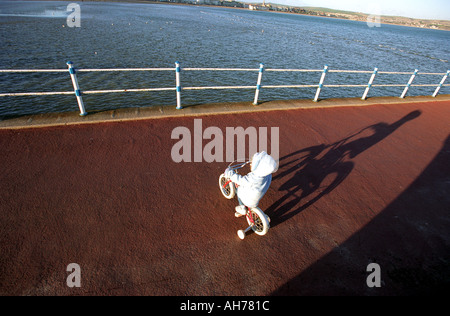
219 159 270 240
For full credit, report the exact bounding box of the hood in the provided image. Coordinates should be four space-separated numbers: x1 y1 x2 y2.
251 151 278 177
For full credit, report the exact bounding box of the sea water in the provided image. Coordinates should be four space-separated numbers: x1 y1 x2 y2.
0 1 448 117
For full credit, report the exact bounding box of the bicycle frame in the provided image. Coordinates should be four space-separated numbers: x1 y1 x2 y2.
221 179 256 226
246 209 256 225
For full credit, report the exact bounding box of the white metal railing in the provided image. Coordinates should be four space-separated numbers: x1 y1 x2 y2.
0 61 449 116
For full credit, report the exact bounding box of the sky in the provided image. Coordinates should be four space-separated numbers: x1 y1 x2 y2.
261 0 450 20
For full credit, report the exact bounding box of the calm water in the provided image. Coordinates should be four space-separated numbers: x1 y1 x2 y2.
0 1 449 117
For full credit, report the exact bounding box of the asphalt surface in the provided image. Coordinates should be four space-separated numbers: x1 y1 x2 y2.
0 98 449 296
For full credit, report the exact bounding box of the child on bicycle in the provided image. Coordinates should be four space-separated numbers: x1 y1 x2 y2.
224 151 277 217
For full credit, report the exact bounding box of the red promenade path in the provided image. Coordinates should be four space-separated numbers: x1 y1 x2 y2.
0 97 449 295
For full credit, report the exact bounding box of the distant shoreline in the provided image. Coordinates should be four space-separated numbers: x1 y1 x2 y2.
281 10 450 32
6 0 450 30
68 0 450 31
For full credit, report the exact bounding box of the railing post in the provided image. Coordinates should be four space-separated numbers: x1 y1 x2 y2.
314 65 328 102
400 69 418 98
362 67 378 100
175 61 182 109
253 63 264 105
432 70 449 97
66 61 87 116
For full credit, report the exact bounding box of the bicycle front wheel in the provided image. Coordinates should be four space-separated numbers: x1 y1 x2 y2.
219 173 235 199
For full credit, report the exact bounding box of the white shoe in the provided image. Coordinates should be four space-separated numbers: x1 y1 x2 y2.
235 205 247 216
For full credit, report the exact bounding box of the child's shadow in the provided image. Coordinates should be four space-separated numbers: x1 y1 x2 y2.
267 110 421 227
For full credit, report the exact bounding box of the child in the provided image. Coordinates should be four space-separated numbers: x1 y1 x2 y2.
224 151 277 217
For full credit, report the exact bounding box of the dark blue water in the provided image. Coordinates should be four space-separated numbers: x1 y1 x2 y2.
0 1 449 117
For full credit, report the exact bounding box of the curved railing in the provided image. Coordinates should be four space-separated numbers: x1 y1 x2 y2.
0 61 448 116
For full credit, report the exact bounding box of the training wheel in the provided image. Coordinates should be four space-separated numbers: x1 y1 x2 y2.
237 230 246 240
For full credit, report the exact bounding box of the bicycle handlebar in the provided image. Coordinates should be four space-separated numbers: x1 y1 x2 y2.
227 159 250 171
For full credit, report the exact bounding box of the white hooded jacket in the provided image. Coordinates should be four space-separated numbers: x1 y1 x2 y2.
229 151 278 208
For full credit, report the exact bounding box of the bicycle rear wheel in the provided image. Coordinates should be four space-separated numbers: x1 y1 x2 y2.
246 207 270 236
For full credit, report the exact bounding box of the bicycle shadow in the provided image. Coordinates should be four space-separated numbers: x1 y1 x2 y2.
267 110 422 227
